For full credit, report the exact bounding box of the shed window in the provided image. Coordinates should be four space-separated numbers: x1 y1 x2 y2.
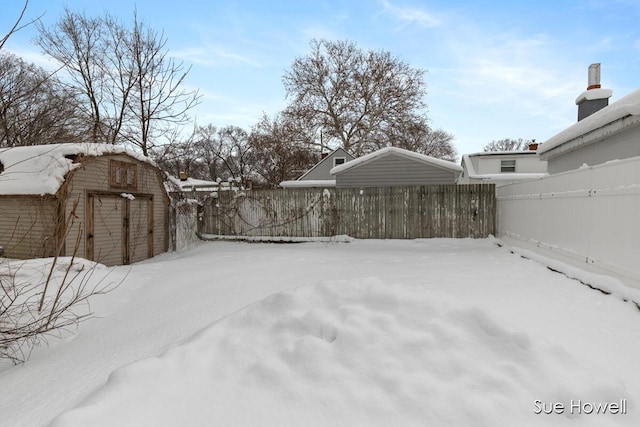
110 160 137 190
500 159 516 173
333 157 346 167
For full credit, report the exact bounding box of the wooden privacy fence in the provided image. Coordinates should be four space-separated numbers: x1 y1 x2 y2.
199 184 495 240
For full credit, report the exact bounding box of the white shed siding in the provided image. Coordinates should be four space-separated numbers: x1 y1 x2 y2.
335 155 458 188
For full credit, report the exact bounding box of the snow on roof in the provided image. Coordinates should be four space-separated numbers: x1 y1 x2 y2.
166 175 220 191
0 143 153 196
539 88 640 155
330 146 462 175
297 147 355 180
464 150 538 158
280 179 336 188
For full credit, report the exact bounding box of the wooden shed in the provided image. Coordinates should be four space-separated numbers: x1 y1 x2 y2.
330 146 462 188
0 144 169 266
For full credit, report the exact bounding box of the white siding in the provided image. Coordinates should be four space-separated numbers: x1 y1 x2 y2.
497 155 640 288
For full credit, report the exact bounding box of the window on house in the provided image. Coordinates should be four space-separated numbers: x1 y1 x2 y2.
110 160 138 191
333 157 346 167
500 159 516 173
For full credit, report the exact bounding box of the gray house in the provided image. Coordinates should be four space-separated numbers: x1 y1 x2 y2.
538 64 640 174
280 147 354 188
330 147 462 188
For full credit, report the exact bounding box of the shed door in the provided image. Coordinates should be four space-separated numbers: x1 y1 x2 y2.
129 197 153 263
87 194 125 266
87 193 153 266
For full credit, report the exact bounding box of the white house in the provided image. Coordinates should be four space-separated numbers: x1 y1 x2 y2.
458 149 548 186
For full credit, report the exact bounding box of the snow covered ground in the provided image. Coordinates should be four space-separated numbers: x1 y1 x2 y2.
1 238 639 426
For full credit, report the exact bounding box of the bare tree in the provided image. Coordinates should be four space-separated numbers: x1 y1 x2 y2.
36 9 200 153
283 39 450 157
0 1 42 51
1 204 120 364
392 122 457 162
0 53 81 147
483 138 533 152
122 12 200 155
36 9 110 142
249 114 317 187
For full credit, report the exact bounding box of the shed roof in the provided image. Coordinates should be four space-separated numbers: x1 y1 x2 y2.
330 146 462 175
0 143 153 196
538 88 640 156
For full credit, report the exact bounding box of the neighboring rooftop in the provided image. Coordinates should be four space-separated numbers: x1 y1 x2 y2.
539 88 640 157
330 146 462 175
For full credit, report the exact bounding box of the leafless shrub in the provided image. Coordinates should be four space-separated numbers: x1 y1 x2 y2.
0 212 121 364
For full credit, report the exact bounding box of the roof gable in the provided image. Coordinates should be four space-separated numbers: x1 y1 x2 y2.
0 143 154 196
298 147 355 181
331 147 462 176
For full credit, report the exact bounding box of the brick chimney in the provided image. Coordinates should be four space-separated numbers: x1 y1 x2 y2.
575 63 612 121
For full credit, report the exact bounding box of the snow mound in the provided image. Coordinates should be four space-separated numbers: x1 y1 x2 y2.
51 278 631 427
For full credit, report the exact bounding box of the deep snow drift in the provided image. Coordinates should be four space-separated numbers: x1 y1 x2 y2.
1 238 639 427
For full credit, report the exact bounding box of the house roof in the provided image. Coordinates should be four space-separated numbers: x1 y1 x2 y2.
0 143 153 196
297 147 354 180
280 179 336 188
464 150 539 158
166 175 220 192
330 146 462 175
538 88 640 156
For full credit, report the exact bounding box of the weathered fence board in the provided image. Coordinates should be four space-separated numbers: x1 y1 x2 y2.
199 184 495 240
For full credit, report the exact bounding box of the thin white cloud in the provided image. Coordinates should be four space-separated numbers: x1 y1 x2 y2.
378 0 441 28
172 44 262 69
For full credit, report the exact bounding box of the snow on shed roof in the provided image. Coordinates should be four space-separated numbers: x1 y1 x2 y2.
538 88 640 155
0 143 153 196
330 146 462 175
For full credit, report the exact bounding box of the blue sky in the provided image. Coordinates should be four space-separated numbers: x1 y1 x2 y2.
2 0 640 156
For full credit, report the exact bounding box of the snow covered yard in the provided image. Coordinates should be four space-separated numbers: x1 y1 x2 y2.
1 238 639 427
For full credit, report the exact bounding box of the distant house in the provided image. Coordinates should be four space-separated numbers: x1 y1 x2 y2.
458 148 547 186
538 63 640 174
166 174 220 193
280 147 354 188
330 147 462 188
0 144 169 266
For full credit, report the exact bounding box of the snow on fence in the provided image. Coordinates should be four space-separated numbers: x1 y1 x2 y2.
496 156 640 287
199 184 496 240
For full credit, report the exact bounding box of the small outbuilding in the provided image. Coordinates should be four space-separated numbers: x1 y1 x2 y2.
330 146 462 188
0 144 169 266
